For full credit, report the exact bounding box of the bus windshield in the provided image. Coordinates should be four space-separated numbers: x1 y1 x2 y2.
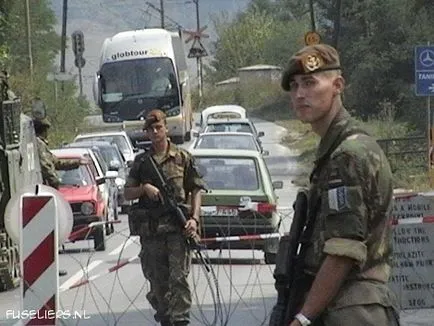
99 57 181 121
100 57 179 102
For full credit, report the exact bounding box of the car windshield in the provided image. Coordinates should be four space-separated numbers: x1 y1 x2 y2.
195 157 259 190
57 164 93 186
195 134 258 151
100 57 178 101
76 135 130 157
205 123 253 134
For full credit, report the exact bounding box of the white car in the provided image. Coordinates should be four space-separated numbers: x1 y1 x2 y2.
74 131 138 166
190 132 268 155
198 105 247 129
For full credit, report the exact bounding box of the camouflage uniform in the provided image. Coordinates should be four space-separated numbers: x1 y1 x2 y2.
303 108 399 325
125 141 204 325
280 44 400 325
35 119 80 189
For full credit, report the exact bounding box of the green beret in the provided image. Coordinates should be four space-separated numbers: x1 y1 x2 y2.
144 109 167 129
281 44 341 91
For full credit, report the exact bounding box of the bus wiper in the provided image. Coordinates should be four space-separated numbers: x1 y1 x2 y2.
108 92 146 112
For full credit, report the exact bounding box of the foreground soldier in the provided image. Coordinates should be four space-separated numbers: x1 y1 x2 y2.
124 109 204 326
280 44 400 325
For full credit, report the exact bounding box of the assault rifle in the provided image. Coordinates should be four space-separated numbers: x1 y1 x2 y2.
269 189 309 326
144 154 210 272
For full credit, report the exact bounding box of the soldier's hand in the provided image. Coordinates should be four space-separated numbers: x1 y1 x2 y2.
79 158 89 165
184 218 198 237
141 183 163 202
289 320 302 326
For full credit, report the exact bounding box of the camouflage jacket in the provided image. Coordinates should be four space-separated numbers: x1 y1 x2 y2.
304 108 397 309
36 136 80 189
125 141 205 234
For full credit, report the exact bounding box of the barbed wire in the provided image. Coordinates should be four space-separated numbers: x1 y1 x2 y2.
50 207 293 326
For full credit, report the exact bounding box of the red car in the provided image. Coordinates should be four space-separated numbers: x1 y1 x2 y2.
55 153 107 251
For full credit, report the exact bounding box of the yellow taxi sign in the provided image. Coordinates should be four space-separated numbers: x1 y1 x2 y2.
304 31 321 46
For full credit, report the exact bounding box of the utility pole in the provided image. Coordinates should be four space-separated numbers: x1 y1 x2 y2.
309 0 316 32
160 0 165 28
24 0 33 85
193 0 203 97
60 0 68 91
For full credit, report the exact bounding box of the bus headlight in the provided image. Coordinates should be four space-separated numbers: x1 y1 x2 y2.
81 202 94 215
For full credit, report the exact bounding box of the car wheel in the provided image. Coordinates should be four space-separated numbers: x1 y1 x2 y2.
94 226 106 251
105 210 112 236
264 252 276 264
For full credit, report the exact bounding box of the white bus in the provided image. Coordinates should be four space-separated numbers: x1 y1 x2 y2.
93 28 193 144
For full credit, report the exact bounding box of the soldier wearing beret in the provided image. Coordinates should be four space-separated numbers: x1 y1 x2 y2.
124 109 205 326
281 44 400 326
33 118 87 190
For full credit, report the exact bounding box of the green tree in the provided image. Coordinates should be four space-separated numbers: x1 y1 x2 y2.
207 5 308 83
1 0 89 145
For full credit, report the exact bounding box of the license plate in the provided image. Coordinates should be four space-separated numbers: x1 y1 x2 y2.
216 206 238 216
201 206 238 216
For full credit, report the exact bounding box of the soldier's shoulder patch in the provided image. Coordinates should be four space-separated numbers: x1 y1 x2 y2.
328 186 350 211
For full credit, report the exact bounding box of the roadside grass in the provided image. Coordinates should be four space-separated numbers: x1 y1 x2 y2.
274 118 430 191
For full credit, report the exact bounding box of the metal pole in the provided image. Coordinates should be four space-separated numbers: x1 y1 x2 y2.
160 0 165 28
309 0 316 32
60 0 68 91
194 0 203 97
78 65 83 97
428 95 431 173
24 0 33 85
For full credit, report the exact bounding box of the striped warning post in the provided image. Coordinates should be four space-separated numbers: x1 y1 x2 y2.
21 195 58 325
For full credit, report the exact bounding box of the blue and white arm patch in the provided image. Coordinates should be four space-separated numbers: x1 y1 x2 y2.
328 186 351 211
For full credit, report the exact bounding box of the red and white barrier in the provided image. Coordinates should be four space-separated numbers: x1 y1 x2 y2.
391 216 434 225
21 194 58 325
200 232 282 244
60 255 139 293
67 220 122 242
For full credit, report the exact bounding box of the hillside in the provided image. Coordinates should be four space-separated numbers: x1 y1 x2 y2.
48 0 249 101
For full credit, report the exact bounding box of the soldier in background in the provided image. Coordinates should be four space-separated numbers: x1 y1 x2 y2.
124 109 205 326
280 44 400 326
33 118 87 189
33 117 88 277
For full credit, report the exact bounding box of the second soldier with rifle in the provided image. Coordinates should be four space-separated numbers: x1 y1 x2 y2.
124 109 205 326
269 44 400 326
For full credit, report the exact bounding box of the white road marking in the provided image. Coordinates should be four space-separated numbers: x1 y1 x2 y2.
59 260 102 291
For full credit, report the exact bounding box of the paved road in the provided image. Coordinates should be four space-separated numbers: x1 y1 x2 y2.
0 117 432 325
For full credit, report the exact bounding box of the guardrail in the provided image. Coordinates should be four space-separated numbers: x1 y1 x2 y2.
377 135 427 173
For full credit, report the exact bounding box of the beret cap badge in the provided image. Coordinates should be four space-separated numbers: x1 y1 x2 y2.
302 53 324 72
